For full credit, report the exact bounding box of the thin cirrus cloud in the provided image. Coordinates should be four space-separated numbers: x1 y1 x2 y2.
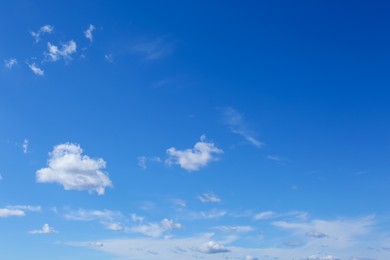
4 58 17 69
45 40 77 62
36 143 112 195
212 225 254 233
29 224 57 234
223 107 263 148
131 37 174 60
198 192 221 203
254 211 277 220
30 25 54 42
166 135 223 171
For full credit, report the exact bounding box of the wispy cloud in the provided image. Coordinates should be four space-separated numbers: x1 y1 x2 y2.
188 209 227 220
0 208 25 217
23 139 29 153
130 218 181 237
198 192 221 203
29 224 57 234
31 25 54 42
254 211 277 220
223 107 263 148
27 62 44 75
4 58 17 69
212 225 254 233
36 143 112 195
66 209 123 231
84 24 95 42
131 37 174 60
45 40 77 62
166 135 223 171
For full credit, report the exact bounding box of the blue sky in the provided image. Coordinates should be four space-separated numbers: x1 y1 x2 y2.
1 1 390 259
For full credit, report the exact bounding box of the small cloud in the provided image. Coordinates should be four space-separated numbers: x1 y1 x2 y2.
4 58 17 69
0 174 2 181
45 40 77 62
166 135 223 171
223 107 263 148
305 231 328 238
198 192 221 203
0 208 25 217
304 254 340 260
84 24 95 42
137 156 147 169
254 211 277 220
88 242 104 247
212 225 254 233
130 218 181 237
189 209 227 220
130 213 144 223
104 53 114 63
105 222 123 231
23 139 29 154
245 256 259 260
7 205 41 212
31 25 54 43
284 241 303 247
197 241 229 254
36 143 112 195
132 37 174 60
29 224 57 234
173 199 186 207
27 63 44 76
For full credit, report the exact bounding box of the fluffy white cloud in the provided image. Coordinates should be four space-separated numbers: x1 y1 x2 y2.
84 24 95 42
4 58 17 69
0 208 25 217
197 241 230 254
27 63 44 75
29 224 57 234
166 135 223 171
212 225 254 233
130 219 181 237
198 192 221 203
31 25 54 42
254 211 277 220
223 107 263 148
36 143 112 195
131 213 144 223
45 40 77 62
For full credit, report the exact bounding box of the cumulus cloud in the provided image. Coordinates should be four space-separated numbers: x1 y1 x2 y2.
197 241 229 254
223 107 263 148
0 208 25 217
36 143 112 195
198 192 221 203
31 25 54 42
29 224 57 234
130 218 181 237
166 135 223 171
84 24 95 42
4 58 17 69
45 40 77 62
27 62 44 75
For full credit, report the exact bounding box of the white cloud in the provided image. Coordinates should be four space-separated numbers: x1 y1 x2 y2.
65 209 120 222
188 209 227 220
84 24 95 42
197 241 230 254
104 53 114 63
0 208 25 217
305 230 328 238
27 63 44 75
137 156 147 169
166 135 223 171
223 107 263 148
131 213 144 223
4 58 17 69
45 40 77 62
173 199 186 207
212 225 254 233
245 256 259 260
105 223 123 231
198 192 221 203
132 37 174 60
254 211 277 220
0 174 2 181
31 25 54 42
7 205 41 212
304 254 340 260
29 224 57 234
36 143 112 195
130 219 181 237
23 139 29 154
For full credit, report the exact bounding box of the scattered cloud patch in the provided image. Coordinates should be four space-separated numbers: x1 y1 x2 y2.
105 223 123 231
305 230 328 238
4 58 17 69
132 37 174 60
304 254 340 260
223 107 263 148
66 209 123 231
130 213 144 223
137 156 147 169
245 256 259 260
173 199 187 207
166 135 223 171
36 143 112 195
23 139 29 153
45 40 77 62
197 241 229 254
0 208 25 217
7 205 41 212
198 192 221 203
27 62 44 75
188 209 227 219
130 218 181 237
212 225 254 233
84 24 95 42
254 211 277 220
29 224 57 234
31 25 54 42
